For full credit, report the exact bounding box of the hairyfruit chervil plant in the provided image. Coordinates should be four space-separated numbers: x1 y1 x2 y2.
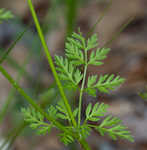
22 30 134 145
22 0 134 147
0 0 134 150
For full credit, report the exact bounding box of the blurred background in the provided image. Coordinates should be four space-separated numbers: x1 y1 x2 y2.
0 0 147 150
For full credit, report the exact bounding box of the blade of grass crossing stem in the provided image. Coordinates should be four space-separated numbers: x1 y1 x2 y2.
0 28 27 64
27 0 77 127
0 54 31 123
87 0 112 38
103 17 135 47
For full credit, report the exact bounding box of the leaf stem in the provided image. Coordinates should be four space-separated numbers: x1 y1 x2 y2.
27 0 77 127
78 50 88 126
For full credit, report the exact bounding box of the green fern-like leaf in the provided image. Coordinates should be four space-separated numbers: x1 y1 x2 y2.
47 105 58 119
65 37 85 65
95 115 134 142
78 124 91 139
56 100 79 121
86 34 98 51
55 55 83 89
56 100 70 121
58 126 75 145
55 56 74 82
88 48 110 65
85 102 109 122
59 132 74 145
71 31 86 49
21 107 52 135
74 69 83 85
85 75 97 97
95 74 125 93
85 74 125 96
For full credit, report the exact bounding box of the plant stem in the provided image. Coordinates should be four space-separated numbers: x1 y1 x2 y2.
0 53 31 123
27 0 77 127
78 50 88 126
0 28 27 64
0 65 66 133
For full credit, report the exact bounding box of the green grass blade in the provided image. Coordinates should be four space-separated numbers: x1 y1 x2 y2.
0 28 27 64
103 16 134 47
27 0 77 127
0 54 31 123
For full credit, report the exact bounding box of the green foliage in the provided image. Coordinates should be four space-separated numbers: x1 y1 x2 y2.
95 115 134 142
59 131 74 145
59 126 75 145
0 9 13 23
56 100 78 122
78 124 91 139
95 74 125 93
86 34 98 51
86 74 125 97
88 48 110 65
54 55 83 89
84 103 134 142
85 102 109 122
22 31 133 146
21 107 53 135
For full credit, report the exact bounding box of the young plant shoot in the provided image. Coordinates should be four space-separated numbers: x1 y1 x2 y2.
22 31 134 146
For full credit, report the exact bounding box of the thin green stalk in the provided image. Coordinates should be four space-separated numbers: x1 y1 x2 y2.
0 54 31 123
27 0 77 127
0 89 14 123
78 50 88 126
103 16 134 47
86 0 112 38
0 28 27 64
